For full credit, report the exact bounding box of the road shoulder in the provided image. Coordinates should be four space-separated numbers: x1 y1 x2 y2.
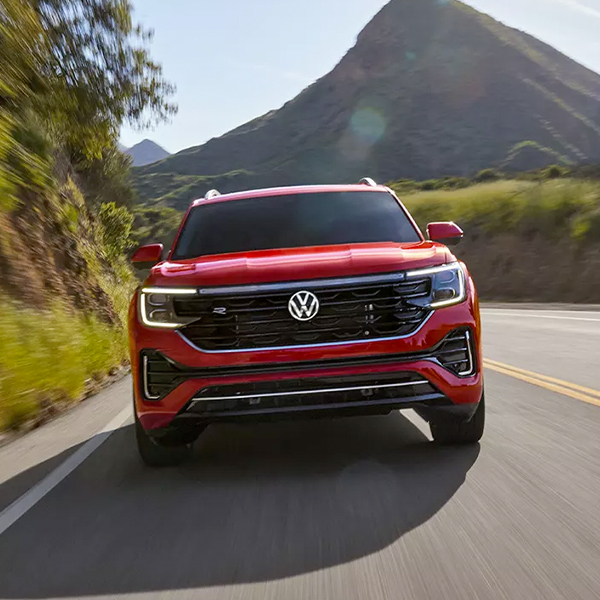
0 376 131 513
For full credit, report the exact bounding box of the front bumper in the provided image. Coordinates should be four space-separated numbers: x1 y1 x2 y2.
130 294 483 432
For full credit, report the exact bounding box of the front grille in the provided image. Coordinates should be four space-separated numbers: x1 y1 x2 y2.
175 274 431 351
187 372 447 417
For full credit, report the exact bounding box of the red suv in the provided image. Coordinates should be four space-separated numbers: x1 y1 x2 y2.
129 182 484 466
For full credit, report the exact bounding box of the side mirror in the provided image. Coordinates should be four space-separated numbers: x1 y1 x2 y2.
131 244 164 270
426 222 464 247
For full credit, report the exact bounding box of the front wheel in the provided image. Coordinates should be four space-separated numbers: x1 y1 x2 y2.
430 395 485 445
135 417 192 467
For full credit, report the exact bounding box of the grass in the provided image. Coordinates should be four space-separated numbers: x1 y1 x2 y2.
0 299 130 430
0 238 137 432
396 179 600 242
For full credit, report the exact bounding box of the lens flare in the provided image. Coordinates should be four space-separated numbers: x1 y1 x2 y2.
350 107 386 145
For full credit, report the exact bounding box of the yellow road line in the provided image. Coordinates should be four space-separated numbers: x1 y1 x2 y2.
483 359 600 408
484 359 600 398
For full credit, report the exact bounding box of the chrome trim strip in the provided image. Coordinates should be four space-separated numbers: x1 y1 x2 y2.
176 310 435 354
142 355 161 401
191 379 430 404
406 262 459 278
141 287 199 295
457 330 475 377
194 271 413 297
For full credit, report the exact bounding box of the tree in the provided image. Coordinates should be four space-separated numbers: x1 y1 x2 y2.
0 0 50 206
77 146 136 208
1 0 175 209
36 0 177 160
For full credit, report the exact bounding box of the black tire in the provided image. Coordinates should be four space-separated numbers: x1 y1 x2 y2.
135 416 192 467
430 395 485 445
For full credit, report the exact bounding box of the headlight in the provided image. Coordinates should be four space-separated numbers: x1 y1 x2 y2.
406 263 466 309
139 287 199 329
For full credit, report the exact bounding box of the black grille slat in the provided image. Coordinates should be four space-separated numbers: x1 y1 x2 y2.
149 373 182 385
174 296 429 317
182 324 421 348
436 346 468 354
196 371 427 396
184 315 424 335
443 360 470 368
175 275 431 351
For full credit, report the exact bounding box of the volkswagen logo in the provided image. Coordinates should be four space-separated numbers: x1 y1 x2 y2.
288 290 320 321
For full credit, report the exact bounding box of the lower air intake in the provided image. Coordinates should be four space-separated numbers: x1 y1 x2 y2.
187 372 447 416
435 329 475 377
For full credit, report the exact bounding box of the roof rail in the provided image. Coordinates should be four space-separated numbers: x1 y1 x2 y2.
204 189 221 200
358 177 377 187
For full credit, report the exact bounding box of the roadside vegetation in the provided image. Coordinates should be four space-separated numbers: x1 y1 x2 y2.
0 0 174 431
392 175 600 303
0 182 139 430
0 298 129 431
392 175 600 244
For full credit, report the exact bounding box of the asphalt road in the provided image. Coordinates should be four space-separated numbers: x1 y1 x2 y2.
1 307 600 600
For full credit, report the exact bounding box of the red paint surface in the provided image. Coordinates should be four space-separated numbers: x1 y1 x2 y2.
153 242 453 288
427 222 464 243
131 243 164 265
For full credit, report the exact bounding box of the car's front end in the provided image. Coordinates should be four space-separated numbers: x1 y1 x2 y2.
129 184 484 465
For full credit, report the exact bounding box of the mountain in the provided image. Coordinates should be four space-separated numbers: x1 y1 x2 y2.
134 0 600 207
124 139 170 167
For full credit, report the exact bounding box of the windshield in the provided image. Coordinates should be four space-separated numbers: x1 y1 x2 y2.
171 191 421 260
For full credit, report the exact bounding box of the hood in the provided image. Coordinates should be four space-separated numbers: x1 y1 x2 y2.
147 242 454 288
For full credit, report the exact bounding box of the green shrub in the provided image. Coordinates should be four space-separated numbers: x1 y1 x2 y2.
441 177 471 190
543 164 569 179
99 201 134 260
473 168 502 183
419 179 441 191
131 205 183 248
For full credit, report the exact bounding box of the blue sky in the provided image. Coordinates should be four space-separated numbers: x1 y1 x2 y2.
120 0 600 153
